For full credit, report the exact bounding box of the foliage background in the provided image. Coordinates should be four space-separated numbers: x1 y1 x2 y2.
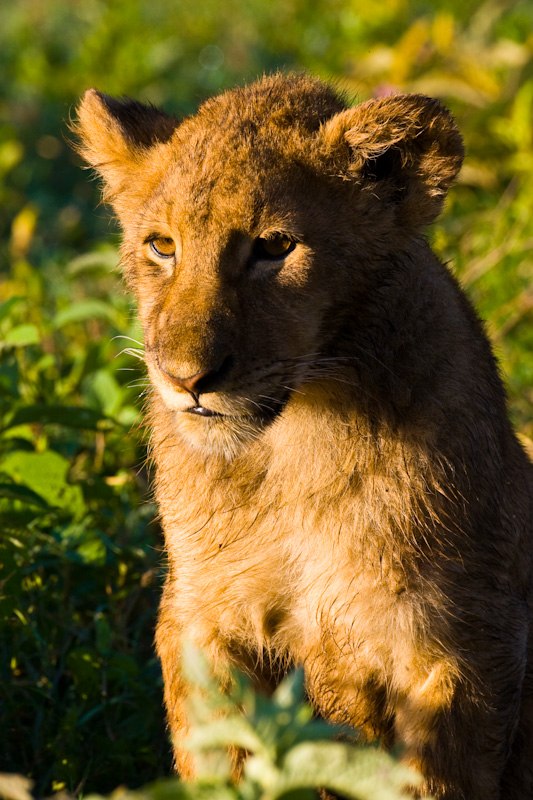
1 0 532 795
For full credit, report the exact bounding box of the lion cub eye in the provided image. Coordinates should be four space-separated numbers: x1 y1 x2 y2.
254 234 295 260
149 237 176 259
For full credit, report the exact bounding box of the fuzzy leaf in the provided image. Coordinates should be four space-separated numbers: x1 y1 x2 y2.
186 716 268 760
0 774 34 800
266 741 422 800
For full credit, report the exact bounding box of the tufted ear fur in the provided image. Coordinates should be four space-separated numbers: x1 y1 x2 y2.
321 94 464 230
73 90 178 218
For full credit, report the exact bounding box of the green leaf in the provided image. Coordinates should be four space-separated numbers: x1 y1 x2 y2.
82 370 122 416
67 249 119 277
0 354 19 399
2 325 40 347
0 450 85 516
4 404 107 431
181 638 221 695
186 717 268 761
67 646 102 698
105 777 241 800
272 669 306 709
0 297 24 323
77 536 106 565
0 482 49 507
52 300 120 328
95 612 113 655
262 741 422 800
0 140 24 176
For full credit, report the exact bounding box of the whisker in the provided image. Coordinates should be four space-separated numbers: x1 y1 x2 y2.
112 334 145 347
244 396 278 415
281 384 305 396
122 347 146 361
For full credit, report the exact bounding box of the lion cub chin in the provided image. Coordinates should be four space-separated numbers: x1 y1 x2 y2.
76 74 533 799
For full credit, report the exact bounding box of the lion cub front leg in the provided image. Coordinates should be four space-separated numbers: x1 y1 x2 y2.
155 581 243 779
394 646 525 799
155 583 197 778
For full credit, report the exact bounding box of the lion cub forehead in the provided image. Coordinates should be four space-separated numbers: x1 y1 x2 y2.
153 76 346 225
189 73 346 136
151 162 303 239
168 74 346 172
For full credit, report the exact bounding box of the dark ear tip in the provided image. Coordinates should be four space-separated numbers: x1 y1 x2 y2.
94 90 119 113
81 93 180 148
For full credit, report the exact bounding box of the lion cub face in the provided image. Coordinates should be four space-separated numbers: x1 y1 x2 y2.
75 75 463 459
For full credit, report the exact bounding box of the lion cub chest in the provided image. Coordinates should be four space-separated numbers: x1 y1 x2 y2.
166 496 414 683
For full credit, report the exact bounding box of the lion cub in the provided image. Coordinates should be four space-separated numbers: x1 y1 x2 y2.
76 74 533 799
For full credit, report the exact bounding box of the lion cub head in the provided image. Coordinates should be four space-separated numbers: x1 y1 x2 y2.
75 74 463 459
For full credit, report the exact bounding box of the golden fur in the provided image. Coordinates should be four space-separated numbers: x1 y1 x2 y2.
75 74 533 799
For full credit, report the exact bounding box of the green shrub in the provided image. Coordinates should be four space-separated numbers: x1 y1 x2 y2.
0 645 422 800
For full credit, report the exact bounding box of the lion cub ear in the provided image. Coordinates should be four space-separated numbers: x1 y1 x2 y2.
321 94 464 229
73 90 178 217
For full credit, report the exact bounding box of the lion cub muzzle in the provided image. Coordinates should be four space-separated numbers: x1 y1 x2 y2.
155 352 235 413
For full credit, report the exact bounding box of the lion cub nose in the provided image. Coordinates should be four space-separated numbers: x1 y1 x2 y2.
158 355 234 399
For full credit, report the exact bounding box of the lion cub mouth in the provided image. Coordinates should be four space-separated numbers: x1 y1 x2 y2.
185 405 222 418
184 394 287 421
